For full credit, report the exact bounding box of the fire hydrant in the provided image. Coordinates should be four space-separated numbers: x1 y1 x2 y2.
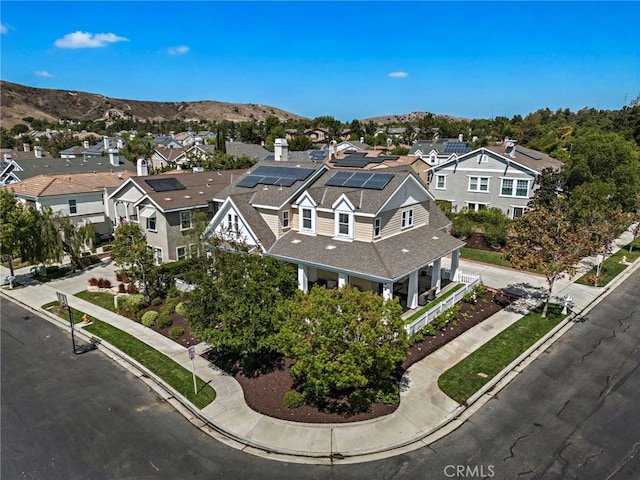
82 314 89 324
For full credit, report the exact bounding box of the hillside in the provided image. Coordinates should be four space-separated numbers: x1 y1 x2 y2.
361 111 469 124
0 81 305 128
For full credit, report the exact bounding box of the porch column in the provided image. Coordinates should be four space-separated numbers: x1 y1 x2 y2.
430 257 442 294
298 264 309 293
450 249 460 282
338 272 348 288
407 269 419 310
382 281 393 302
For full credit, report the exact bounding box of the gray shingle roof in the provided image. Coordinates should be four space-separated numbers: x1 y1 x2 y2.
267 225 465 282
8 156 136 181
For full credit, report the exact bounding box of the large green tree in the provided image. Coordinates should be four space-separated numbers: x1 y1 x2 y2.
504 205 595 317
274 285 408 403
110 222 155 300
185 252 297 363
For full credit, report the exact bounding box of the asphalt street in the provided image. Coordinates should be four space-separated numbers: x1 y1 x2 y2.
2 265 639 479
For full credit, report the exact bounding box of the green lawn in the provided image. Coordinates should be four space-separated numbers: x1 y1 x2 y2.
42 301 216 409
438 304 566 404
460 248 515 268
405 283 465 324
75 290 118 312
575 238 640 287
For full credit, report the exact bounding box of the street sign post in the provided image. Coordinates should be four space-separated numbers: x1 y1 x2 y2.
56 291 97 355
188 346 197 395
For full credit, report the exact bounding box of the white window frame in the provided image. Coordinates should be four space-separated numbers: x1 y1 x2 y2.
282 209 290 229
511 206 527 219
500 178 530 198
374 217 381 238
176 246 187 261
155 247 163 265
435 174 447 190
401 208 414 229
301 207 314 233
465 202 490 212
146 215 157 232
68 199 77 214
468 176 490 192
180 211 192 230
335 211 353 239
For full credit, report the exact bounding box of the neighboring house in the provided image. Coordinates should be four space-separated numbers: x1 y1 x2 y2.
150 147 187 170
203 162 466 309
108 169 249 264
304 128 329 142
408 138 472 166
181 141 270 167
0 149 136 187
427 140 563 219
3 170 135 237
150 136 183 149
82 136 126 159
335 140 370 153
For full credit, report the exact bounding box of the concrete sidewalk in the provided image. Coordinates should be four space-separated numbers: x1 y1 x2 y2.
1 226 637 464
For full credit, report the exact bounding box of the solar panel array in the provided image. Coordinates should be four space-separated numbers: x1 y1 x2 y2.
325 171 394 190
145 178 186 192
444 141 471 154
515 146 543 160
236 165 315 189
309 150 328 161
331 153 400 169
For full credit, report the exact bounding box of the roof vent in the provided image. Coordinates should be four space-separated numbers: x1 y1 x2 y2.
325 245 336 250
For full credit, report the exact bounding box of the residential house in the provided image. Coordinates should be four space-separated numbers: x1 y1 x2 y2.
108 169 249 264
203 161 466 309
150 147 187 170
304 128 329 143
408 137 472 166
328 150 431 184
0 148 136 187
3 170 135 237
335 139 370 154
427 140 562 219
149 136 183 149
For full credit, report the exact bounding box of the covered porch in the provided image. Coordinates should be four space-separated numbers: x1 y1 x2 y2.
294 249 463 310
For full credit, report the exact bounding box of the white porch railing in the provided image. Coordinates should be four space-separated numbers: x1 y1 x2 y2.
441 268 480 285
404 274 480 336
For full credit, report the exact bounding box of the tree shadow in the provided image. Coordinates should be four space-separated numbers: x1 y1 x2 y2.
204 348 284 378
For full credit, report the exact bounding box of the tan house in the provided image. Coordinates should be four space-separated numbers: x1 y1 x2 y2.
108 170 249 264
204 162 465 309
3 171 135 237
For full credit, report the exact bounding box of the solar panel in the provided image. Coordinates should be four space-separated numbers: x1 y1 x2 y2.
444 142 471 153
237 175 261 188
333 159 372 168
309 150 327 160
362 173 394 190
515 146 542 160
144 178 186 192
325 171 394 190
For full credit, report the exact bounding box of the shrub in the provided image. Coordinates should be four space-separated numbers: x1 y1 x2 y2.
97 278 111 288
283 390 305 409
88 277 99 286
451 216 474 239
349 389 373 412
168 326 184 340
116 272 129 282
126 283 138 294
151 297 163 306
117 294 146 319
463 290 477 304
141 310 158 327
484 223 507 247
374 380 400 405
118 283 126 293
175 301 188 317
156 313 173 330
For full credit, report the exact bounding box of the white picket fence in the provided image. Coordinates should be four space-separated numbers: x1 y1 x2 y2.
404 272 480 336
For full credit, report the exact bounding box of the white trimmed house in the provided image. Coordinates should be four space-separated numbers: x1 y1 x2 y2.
203 161 466 309
427 141 563 219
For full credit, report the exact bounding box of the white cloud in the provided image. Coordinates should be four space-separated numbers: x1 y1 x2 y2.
0 23 8 34
54 31 129 49
167 45 189 55
388 71 409 78
34 70 54 78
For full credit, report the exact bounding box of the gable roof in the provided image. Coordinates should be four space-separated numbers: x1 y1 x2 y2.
113 170 250 212
4 171 135 198
154 147 186 163
3 155 136 183
267 224 464 282
483 144 562 172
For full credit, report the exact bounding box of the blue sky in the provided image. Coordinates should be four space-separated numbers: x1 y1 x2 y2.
1 1 638 122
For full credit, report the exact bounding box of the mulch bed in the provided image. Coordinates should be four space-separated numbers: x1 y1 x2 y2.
203 289 513 424
464 232 503 253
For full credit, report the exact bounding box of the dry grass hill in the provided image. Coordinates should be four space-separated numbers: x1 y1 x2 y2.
0 81 305 128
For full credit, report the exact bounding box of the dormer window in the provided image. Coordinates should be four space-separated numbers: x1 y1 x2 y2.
401 208 414 229
301 208 313 231
374 217 381 238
